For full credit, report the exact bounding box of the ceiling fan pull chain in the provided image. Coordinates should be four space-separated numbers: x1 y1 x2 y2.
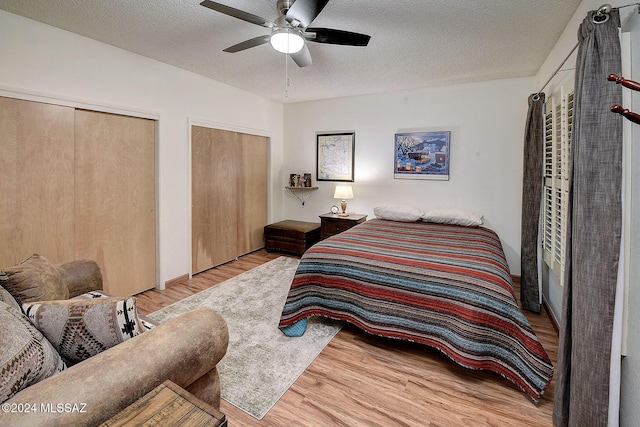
285 52 290 98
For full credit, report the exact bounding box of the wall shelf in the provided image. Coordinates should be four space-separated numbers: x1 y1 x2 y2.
285 186 318 206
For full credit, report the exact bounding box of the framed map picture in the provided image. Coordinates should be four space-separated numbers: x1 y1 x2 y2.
394 131 450 180
316 132 355 182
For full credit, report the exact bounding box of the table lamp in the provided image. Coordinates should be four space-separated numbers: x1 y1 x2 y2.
334 185 353 217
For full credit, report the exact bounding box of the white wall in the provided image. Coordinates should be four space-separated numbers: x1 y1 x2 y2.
0 10 285 286
283 78 533 274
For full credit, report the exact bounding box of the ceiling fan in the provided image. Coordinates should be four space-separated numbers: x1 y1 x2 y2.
199 0 371 67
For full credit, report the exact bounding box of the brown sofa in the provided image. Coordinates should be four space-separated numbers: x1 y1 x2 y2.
1 258 229 426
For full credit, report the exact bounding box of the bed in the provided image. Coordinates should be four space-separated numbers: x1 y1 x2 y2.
278 218 554 402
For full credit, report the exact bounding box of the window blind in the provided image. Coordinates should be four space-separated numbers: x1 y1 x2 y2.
542 84 574 285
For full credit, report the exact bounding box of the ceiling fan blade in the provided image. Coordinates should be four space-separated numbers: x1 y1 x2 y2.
200 0 273 28
290 44 312 67
285 0 329 28
223 35 271 53
305 27 371 46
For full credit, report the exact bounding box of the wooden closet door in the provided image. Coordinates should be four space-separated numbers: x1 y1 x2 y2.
191 126 268 274
74 110 156 296
237 133 268 255
192 127 240 273
0 97 75 267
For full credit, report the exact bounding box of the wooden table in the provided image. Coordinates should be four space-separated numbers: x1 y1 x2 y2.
101 380 227 427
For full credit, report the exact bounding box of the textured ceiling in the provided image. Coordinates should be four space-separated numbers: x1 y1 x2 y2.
0 0 582 103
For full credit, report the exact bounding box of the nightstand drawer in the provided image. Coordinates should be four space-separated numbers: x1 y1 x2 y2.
319 213 367 240
323 219 349 235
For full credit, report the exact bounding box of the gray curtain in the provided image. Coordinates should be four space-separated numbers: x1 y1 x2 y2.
520 93 545 313
553 9 622 427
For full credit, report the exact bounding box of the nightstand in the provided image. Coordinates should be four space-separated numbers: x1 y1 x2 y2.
319 213 367 240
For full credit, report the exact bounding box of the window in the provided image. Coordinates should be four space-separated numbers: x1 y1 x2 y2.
542 82 573 285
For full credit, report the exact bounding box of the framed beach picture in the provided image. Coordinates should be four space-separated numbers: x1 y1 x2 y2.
317 132 355 182
394 131 450 180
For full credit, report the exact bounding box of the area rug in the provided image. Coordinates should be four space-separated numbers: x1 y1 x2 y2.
148 256 343 420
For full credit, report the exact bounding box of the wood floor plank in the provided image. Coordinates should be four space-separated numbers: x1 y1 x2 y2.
135 249 557 427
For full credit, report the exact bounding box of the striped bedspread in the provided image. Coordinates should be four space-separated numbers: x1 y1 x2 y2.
278 219 553 401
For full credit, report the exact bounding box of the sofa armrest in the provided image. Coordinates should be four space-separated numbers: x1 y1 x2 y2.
3 307 229 427
55 260 103 297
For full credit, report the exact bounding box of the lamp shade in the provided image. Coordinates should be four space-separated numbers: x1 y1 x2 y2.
270 28 304 54
334 185 353 200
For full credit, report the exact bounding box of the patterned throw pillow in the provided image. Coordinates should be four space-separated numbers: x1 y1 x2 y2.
72 290 158 330
22 297 145 366
0 284 21 311
0 300 66 403
0 254 69 305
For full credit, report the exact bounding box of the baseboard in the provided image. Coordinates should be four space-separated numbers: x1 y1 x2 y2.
165 274 188 288
542 296 560 336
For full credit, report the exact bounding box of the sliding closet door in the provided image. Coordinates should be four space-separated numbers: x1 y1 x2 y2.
192 127 240 272
191 126 268 274
237 133 268 255
0 97 75 267
74 110 156 296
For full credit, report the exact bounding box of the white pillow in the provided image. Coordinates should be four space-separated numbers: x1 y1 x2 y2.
422 208 484 227
373 205 424 222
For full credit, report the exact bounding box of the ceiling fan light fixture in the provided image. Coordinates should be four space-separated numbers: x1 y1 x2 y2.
270 27 304 54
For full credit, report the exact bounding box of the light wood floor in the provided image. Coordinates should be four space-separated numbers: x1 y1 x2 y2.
135 249 558 427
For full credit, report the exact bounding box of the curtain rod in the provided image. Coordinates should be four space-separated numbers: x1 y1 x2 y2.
532 2 639 101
